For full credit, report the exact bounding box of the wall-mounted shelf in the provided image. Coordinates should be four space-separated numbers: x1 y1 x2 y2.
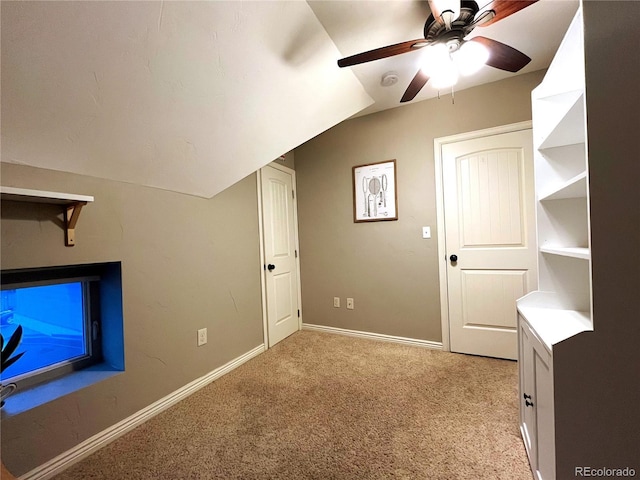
0 186 94 246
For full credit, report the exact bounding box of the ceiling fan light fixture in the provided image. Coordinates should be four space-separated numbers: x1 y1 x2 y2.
336 0 539 103
430 59 459 89
431 70 459 90
421 43 450 78
454 40 490 76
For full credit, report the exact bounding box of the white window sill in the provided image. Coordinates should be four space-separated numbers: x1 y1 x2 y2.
1 363 123 417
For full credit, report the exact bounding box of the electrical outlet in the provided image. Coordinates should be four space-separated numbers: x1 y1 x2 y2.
333 297 340 308
197 328 207 346
346 298 354 310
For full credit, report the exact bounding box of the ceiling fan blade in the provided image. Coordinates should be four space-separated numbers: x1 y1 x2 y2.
337 39 429 68
400 69 430 103
476 0 538 27
470 36 531 72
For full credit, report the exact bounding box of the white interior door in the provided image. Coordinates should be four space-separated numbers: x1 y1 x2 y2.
442 129 536 359
261 165 300 347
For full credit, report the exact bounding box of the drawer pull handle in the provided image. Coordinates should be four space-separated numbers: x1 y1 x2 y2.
524 393 534 407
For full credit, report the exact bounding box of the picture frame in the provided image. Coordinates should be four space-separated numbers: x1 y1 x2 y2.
352 159 398 222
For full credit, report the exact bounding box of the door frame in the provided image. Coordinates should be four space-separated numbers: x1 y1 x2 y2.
434 120 532 353
257 163 303 349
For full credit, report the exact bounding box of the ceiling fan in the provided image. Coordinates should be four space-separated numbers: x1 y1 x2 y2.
337 0 538 103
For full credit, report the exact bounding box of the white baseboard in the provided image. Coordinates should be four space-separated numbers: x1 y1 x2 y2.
302 323 443 350
21 344 266 480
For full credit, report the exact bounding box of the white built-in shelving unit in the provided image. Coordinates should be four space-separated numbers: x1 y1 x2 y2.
519 5 592 337
516 6 592 480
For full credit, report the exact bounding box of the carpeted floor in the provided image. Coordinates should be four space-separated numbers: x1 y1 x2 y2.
53 330 533 480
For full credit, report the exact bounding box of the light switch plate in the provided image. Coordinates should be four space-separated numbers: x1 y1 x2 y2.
197 328 207 346
422 226 431 239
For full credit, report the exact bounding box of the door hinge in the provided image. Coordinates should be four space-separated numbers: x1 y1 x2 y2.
292 189 295 199
295 249 298 258
298 309 300 318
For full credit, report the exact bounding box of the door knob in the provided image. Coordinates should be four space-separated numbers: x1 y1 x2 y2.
449 254 458 262
267 264 276 271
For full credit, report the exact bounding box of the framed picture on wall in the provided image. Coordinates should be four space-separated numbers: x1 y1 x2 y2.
353 159 398 222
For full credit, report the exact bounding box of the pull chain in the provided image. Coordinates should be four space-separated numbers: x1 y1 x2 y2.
436 86 456 104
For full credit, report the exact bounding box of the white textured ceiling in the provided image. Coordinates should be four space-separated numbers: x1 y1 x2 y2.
1 1 373 198
1 1 579 198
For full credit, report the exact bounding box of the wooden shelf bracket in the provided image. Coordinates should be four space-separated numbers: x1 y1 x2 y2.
64 201 87 247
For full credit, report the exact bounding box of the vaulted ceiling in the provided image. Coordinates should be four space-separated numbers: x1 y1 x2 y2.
1 1 578 198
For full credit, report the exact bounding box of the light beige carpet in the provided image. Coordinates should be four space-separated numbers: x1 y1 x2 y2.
54 330 533 480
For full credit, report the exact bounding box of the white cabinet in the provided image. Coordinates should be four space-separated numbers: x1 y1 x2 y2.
517 5 592 479
518 315 554 480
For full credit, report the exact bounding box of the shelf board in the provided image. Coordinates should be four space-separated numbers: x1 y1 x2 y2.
518 305 592 351
539 172 587 201
535 90 586 150
1 186 94 205
534 81 584 102
540 246 590 260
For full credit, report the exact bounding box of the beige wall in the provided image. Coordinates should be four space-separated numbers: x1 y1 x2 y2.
0 163 264 475
294 71 545 342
